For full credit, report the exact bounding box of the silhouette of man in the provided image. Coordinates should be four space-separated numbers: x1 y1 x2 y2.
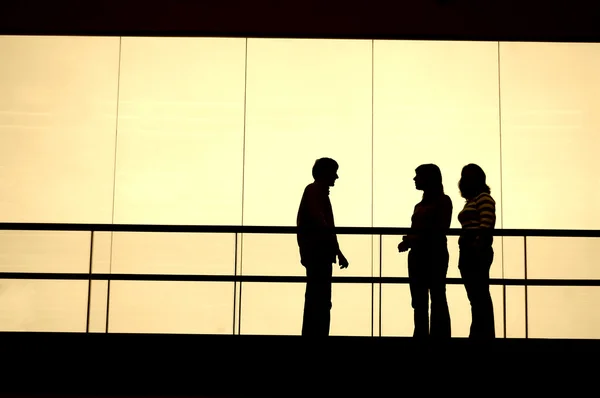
297 157 349 337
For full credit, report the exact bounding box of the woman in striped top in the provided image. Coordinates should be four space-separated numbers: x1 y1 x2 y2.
457 163 496 340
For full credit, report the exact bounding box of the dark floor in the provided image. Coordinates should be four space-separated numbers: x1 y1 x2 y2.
2 332 597 396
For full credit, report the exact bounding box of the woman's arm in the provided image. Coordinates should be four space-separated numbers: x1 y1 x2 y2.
475 193 496 246
400 204 420 248
433 195 452 233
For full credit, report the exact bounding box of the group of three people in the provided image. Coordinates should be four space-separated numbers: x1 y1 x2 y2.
296 158 496 340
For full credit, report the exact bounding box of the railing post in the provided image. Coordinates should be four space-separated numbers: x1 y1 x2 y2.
233 232 238 336
379 234 382 337
105 231 112 334
86 230 94 333
524 235 529 339
237 232 243 336
371 233 374 337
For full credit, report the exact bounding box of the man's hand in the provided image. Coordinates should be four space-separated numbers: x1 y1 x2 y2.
338 253 349 269
397 241 409 253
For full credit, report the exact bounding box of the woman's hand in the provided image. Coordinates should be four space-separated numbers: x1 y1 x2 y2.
398 241 409 253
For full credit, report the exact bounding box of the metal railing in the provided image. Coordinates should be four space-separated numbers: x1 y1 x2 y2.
1 222 599 338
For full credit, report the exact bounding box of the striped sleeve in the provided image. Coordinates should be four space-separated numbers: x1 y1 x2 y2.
475 193 496 229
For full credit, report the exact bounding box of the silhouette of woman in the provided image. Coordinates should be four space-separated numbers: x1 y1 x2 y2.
457 163 496 340
398 164 452 339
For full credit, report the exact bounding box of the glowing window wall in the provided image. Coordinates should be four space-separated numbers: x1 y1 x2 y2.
499 42 600 338
112 37 246 226
0 35 120 331
1 35 599 339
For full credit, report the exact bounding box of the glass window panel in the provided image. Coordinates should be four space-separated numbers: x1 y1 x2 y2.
502 236 525 279
528 286 600 339
0 279 88 332
113 37 246 225
382 235 504 279
0 230 91 273
0 35 120 223
108 281 234 334
241 234 304 276
233 281 242 334
329 283 372 337
372 283 381 336
499 41 600 230
373 40 502 232
241 233 372 277
240 281 372 336
91 231 112 274
526 237 600 280
489 239 505 280
381 283 503 338
243 38 372 227
333 235 374 278
110 232 235 275
506 285 526 338
381 284 414 337
446 284 504 338
381 234 409 278
445 237 466 279
88 280 108 333
240 282 304 335
382 235 461 278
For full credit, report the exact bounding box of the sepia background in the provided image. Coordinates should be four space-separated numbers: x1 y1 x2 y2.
0 36 599 338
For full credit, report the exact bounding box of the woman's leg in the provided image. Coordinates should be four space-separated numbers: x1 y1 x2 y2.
429 249 451 339
459 248 495 340
408 250 429 338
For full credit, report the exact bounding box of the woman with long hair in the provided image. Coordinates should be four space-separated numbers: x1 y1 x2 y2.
398 164 452 339
457 163 496 340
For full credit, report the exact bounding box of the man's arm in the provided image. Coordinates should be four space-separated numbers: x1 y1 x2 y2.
299 185 335 250
326 198 346 267
336 245 348 268
303 186 328 227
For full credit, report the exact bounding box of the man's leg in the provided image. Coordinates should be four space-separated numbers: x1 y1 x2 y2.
302 261 333 336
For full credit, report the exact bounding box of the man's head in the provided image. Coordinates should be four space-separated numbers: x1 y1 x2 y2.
312 157 339 187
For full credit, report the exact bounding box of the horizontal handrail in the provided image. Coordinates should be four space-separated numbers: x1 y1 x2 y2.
1 272 599 286
1 222 598 339
0 223 599 237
